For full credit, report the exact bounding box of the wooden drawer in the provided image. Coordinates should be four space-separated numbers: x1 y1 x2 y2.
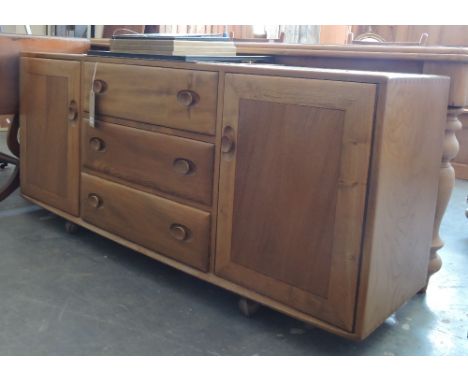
81 173 211 271
82 62 218 135
82 119 214 205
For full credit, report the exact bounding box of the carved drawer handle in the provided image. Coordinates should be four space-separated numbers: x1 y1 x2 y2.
172 158 195 175
88 193 103 209
68 100 78 121
93 79 107 94
176 90 199 107
89 137 106 152
169 223 191 241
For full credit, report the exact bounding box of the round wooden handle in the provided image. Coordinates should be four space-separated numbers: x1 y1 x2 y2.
68 100 78 121
221 135 235 154
169 224 190 241
93 79 107 94
172 158 193 175
89 137 105 152
176 90 198 107
88 193 102 208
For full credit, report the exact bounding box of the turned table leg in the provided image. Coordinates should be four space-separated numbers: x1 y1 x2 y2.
422 107 463 291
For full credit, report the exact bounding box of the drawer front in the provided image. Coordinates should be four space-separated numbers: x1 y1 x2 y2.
83 62 218 135
82 119 214 205
81 173 211 271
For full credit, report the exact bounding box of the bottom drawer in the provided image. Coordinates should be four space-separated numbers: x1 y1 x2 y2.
81 173 211 271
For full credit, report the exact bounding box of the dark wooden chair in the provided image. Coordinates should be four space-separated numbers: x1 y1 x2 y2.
347 26 429 46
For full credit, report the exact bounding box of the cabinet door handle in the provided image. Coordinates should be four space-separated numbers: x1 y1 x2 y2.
88 193 103 208
221 126 236 154
169 223 190 241
93 79 107 94
172 158 194 175
89 137 106 152
68 100 78 121
220 135 235 154
176 90 199 107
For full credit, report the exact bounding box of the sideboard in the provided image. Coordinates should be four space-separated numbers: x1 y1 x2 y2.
19 52 449 340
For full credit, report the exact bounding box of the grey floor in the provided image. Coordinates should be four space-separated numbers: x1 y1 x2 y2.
0 141 467 355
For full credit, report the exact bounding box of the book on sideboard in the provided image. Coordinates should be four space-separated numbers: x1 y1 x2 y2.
110 34 237 56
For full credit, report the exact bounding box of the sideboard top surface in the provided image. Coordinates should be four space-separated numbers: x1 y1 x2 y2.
20 52 451 86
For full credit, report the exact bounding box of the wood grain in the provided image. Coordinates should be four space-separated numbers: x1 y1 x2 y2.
82 62 218 135
18 52 452 339
216 73 376 331
82 118 215 205
355 76 449 338
20 57 81 216
81 173 211 271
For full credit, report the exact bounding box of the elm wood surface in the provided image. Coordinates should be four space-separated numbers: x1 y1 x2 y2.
235 42 468 289
355 77 449 337
19 58 80 216
0 35 88 201
216 73 376 331
81 173 211 272
19 53 450 339
80 113 216 145
82 119 215 205
82 62 218 135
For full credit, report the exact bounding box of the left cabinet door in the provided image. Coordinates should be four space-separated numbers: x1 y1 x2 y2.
20 58 80 216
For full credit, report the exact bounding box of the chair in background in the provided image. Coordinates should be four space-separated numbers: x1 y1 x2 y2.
347 26 429 46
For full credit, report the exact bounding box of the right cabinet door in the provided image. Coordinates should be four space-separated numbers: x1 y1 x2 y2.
216 74 376 331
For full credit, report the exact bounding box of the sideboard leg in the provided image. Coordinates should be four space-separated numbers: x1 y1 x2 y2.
421 107 463 292
238 297 260 317
64 221 80 234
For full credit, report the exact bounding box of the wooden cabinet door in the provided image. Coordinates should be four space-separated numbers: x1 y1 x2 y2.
20 58 80 216
216 74 376 331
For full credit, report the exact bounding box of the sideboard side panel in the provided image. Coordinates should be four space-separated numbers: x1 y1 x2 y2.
356 77 450 337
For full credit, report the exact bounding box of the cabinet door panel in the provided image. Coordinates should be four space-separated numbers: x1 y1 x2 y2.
216 74 376 331
20 58 80 216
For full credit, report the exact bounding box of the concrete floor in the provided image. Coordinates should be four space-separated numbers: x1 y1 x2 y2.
0 143 467 355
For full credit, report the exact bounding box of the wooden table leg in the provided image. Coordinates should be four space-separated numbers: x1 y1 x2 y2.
0 114 20 202
422 107 463 291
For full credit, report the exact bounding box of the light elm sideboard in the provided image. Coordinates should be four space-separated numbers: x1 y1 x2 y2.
19 52 449 339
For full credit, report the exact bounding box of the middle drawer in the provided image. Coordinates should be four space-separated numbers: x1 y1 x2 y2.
82 119 214 205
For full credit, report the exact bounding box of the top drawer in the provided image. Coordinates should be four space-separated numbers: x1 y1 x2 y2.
82 62 218 135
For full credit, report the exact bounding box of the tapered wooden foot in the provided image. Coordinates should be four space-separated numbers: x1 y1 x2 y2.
64 221 79 234
238 297 260 317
